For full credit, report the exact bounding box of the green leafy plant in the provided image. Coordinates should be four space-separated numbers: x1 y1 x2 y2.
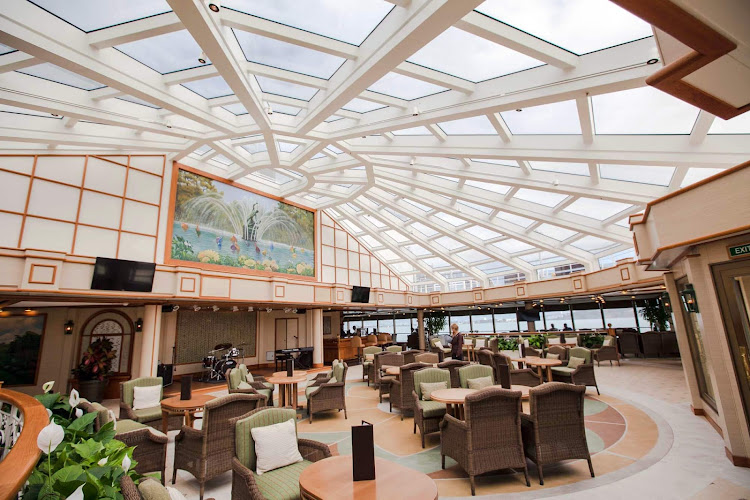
424 313 447 335
73 338 116 382
581 334 604 349
25 384 141 500
528 334 546 349
639 298 670 332
496 337 519 351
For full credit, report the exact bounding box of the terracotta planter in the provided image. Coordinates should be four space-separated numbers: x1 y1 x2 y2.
77 378 108 403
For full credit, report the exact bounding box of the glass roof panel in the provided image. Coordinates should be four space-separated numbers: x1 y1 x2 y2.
255 168 293 184
324 115 345 123
435 212 467 226
221 103 248 116
342 98 386 113
457 200 493 214
405 244 431 256
493 238 535 253
514 188 568 207
475 0 652 55
496 211 535 228
592 86 700 134
384 207 409 221
278 142 299 153
403 199 431 211
363 215 386 228
435 236 465 251
680 168 724 188
424 257 450 269
520 251 565 265
464 226 503 240
500 100 581 134
384 230 409 243
530 161 589 176
599 164 675 186
242 142 268 154
410 222 438 237
182 77 233 99
341 220 362 233
18 63 104 90
28 0 171 32
376 249 400 261
255 75 318 100
614 218 630 228
368 72 447 100
709 112 750 134
465 180 510 194
471 158 518 167
392 126 432 135
193 145 212 156
117 95 160 109
457 249 490 263
0 104 61 119
535 224 578 240
233 31 345 79
563 198 632 220
477 261 512 273
438 115 497 135
572 236 617 252
269 103 302 115
221 0 393 46
213 154 233 166
408 27 542 82
360 235 381 248
117 30 208 74
0 43 16 55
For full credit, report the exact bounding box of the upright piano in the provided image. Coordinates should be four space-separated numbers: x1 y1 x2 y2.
275 346 314 371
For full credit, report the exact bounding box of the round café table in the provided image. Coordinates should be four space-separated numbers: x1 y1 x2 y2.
272 370 307 379
299 456 438 500
429 388 477 420
385 366 400 377
510 384 531 400
160 394 215 434
266 373 307 410
512 356 562 381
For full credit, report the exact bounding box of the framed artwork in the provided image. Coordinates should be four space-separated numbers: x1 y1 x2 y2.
0 314 46 386
166 165 316 279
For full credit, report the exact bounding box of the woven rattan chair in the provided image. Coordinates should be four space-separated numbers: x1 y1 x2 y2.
173 393 266 500
402 350 423 364
592 336 620 366
230 407 331 500
550 347 599 394
386 344 403 352
415 352 440 364
120 377 182 431
476 348 494 368
412 367 450 448
362 346 381 385
389 362 429 419
306 361 348 422
120 475 209 500
641 332 662 357
430 337 451 361
617 332 641 357
226 366 272 405
661 332 679 357
546 345 568 361
458 364 495 388
376 352 404 402
438 359 471 388
494 353 541 388
441 387 530 495
521 383 594 485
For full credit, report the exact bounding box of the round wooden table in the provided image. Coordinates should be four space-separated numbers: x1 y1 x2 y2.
266 373 307 410
429 388 477 419
160 394 215 434
272 370 307 378
512 356 562 381
299 456 438 500
462 344 476 362
510 384 531 400
385 366 400 376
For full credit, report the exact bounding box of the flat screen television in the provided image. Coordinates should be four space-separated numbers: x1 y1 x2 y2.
91 257 156 292
351 286 371 303
516 309 540 322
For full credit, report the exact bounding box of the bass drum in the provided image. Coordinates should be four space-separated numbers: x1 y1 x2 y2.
202 355 216 368
215 358 237 379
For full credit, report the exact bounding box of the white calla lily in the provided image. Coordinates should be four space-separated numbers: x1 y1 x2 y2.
122 454 131 472
42 381 55 393
108 410 117 430
75 408 83 418
67 484 84 500
46 409 53 420
69 389 80 408
36 421 65 454
98 457 108 466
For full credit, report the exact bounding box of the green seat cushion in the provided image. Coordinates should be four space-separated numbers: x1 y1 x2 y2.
116 419 148 434
133 407 162 423
305 386 317 398
262 382 274 390
551 366 575 375
138 478 170 500
238 381 253 390
258 389 273 401
420 400 447 418
420 381 448 401
568 356 586 369
229 368 243 390
254 460 312 500
467 376 493 390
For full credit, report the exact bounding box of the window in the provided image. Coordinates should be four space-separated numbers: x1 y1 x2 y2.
362 319 377 334
395 318 412 343
571 305 604 330
377 318 395 335
493 311 519 332
449 314 471 334
543 307 572 331
471 314 494 333
603 301 638 329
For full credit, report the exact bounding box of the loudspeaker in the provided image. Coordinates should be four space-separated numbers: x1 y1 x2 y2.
180 375 192 400
161 304 175 313
352 421 375 481
157 363 173 386
286 358 294 377
296 308 307 314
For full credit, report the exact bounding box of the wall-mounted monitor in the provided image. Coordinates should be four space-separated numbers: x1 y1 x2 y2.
91 257 156 292
516 309 540 322
351 286 371 303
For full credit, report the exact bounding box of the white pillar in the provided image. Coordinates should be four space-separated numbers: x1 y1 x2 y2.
417 309 425 350
138 305 162 378
311 309 324 367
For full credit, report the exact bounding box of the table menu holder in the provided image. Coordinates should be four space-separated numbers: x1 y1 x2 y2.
180 375 192 400
352 420 375 481
286 358 294 377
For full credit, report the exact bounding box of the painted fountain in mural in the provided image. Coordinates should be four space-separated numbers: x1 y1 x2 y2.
170 169 315 277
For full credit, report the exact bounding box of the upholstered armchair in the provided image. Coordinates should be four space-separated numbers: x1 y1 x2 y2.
120 476 210 500
458 364 495 388
415 352 440 364
402 350 423 364
306 361 348 422
119 377 182 431
592 336 620 366
389 362 428 419
440 387 529 495
230 407 332 500
521 383 594 485
494 353 541 388
429 337 451 361
362 346 382 386
351 335 364 362
437 359 470 388
386 344 403 352
376 352 404 402
550 346 599 394
545 345 568 361
412 367 450 448
173 393 266 500
227 365 273 406
364 334 378 347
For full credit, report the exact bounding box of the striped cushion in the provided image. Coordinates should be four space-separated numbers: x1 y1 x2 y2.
238 364 250 382
133 407 162 423
115 419 148 434
413 368 451 400
235 408 297 470
229 368 243 390
305 386 317 398
420 400 446 418
254 460 312 500
458 365 494 388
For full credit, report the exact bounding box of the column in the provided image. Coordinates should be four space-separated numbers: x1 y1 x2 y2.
138 305 162 378
417 309 425 350
311 308 324 367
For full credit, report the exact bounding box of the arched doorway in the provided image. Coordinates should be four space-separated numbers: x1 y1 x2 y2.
78 310 135 399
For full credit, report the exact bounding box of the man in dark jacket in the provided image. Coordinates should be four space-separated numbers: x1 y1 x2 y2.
450 323 463 361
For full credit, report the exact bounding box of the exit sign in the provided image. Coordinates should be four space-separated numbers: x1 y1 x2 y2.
729 243 750 258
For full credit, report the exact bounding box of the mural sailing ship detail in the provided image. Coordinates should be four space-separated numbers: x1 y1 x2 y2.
170 169 315 277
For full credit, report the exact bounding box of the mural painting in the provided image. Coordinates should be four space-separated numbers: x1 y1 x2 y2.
170 168 315 277
0 314 46 386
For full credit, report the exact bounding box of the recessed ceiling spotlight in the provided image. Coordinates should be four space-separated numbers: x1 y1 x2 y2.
25 308 32 312
198 51 207 64
647 58 659 65
208 2 220 12
412 106 419 116
193 305 201 312
266 103 273 115
409 157 415 166
232 305 239 312
247 306 254 312
515 108 522 112
164 120 172 129
212 305 220 312
51 113 59 117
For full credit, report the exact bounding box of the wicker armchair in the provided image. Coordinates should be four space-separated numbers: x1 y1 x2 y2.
412 367 450 448
376 352 404 402
661 332 679 357
521 383 594 485
458 364 495 388
389 362 428 419
550 347 599 395
230 407 332 500
494 353 541 388
386 344 403 352
592 336 620 366
120 377 182 431
641 332 662 357
227 366 272 405
546 345 568 361
476 348 494 368
402 350 423 364
173 393 266 500
617 332 641 357
415 352 440 364
441 387 530 495
430 337 451 361
438 359 470 388
120 475 209 500
362 346 382 385
306 361 348 422
488 337 499 353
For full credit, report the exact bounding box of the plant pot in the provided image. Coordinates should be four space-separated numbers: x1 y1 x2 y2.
77 378 108 403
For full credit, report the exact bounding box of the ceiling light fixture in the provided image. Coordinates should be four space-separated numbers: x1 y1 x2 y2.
164 120 172 129
248 306 254 312
232 305 239 312
266 103 273 115
516 108 522 112
208 2 220 12
647 58 659 65
212 305 220 312
198 52 207 64
409 157 415 166
193 305 201 312
412 106 419 116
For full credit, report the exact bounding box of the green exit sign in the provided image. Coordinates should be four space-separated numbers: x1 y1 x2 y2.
729 243 750 258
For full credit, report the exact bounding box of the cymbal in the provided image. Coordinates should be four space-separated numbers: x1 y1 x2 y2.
214 342 232 351
236 343 250 347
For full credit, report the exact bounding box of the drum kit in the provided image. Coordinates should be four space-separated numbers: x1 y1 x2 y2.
201 342 249 382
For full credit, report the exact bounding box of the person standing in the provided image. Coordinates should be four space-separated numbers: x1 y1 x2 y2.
450 323 464 361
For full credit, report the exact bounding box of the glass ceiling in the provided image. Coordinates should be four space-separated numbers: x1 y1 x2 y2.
255 75 318 100
709 112 750 134
18 63 105 90
368 73 447 101
0 43 15 55
564 198 632 220
117 30 209 74
599 164 675 186
438 116 496 135
342 98 386 113
28 0 170 33
183 76 232 99
500 100 581 134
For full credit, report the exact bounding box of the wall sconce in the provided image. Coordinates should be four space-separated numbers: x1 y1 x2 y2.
135 318 144 332
64 320 74 335
680 284 699 313
661 292 673 313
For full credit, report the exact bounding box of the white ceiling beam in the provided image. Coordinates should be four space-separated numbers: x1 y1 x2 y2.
486 112 512 143
576 95 594 145
552 195 577 213
588 162 599 184
0 50 37 73
689 110 715 146
425 123 446 142
517 160 531 175
358 90 408 109
668 168 688 191
87 12 183 49
394 61 474 94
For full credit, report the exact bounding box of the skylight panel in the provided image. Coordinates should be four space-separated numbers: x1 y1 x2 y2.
233 31 345 79
327 208 340 217
363 215 386 228
433 175 459 183
470 158 518 167
514 188 568 207
405 244 431 256
345 203 361 212
435 236 465 251
599 164 675 186
342 98 386 113
242 142 268 154
592 86 700 134
530 161 589 176
410 222 438 237
477 261 512 274
384 230 409 243
311 152 326 160
360 235 381 248
0 43 16 55
28 0 171 32
221 103 248 116
392 126 432 136
496 211 534 228
278 142 299 153
500 100 581 134
475 0 653 55
324 115 345 123
255 168 293 184
117 30 208 74
493 238 535 253
341 220 362 234
384 208 410 222
457 200 493 214
117 95 160 109
403 199 431 211
709 112 750 134
435 212 467 226
456 249 490 263
680 168 724 188
393 262 416 273
368 73 447 100
19 63 104 90
520 251 565 265
221 0 393 46
268 103 302 116
255 76 318 100
438 115 497 135
423 257 450 269
464 226 503 240
563 198 632 220
376 249 400 261
408 27 542 82
193 145 212 156
534 224 578 240
213 154 233 166
572 236 617 252
183 77 233 99
0 104 61 119
614 218 630 228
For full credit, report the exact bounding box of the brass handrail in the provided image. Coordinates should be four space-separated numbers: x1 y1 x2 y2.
0 389 48 500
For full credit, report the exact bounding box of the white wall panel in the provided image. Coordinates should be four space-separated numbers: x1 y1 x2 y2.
0 171 30 213
335 268 348 284
0 212 22 248
348 251 359 270
35 156 84 186
322 265 335 283
321 245 334 265
371 274 381 288
78 191 121 229
21 217 74 252
130 156 164 176
321 212 333 226
349 270 360 286
348 235 359 252
360 254 370 272
0 156 34 175
360 273 371 287
84 157 126 196
118 232 155 262
321 225 334 245
335 248 347 266
74 225 118 258
121 200 158 235
334 228 347 248
126 169 161 205
27 179 79 221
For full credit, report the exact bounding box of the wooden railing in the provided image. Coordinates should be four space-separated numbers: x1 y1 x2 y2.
0 388 47 500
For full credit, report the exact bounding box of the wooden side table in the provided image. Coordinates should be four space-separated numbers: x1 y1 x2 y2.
429 388 477 420
513 356 562 381
160 394 215 434
267 373 307 410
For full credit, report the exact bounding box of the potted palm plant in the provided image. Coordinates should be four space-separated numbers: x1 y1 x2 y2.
72 338 116 402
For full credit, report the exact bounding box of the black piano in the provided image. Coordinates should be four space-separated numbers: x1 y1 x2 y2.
275 346 314 371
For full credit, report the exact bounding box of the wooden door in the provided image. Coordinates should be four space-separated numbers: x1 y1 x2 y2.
275 319 300 350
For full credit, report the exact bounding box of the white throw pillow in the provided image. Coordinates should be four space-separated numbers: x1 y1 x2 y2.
132 385 161 410
547 338 561 345
251 419 303 475
475 339 486 348
166 487 185 500
434 340 444 349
